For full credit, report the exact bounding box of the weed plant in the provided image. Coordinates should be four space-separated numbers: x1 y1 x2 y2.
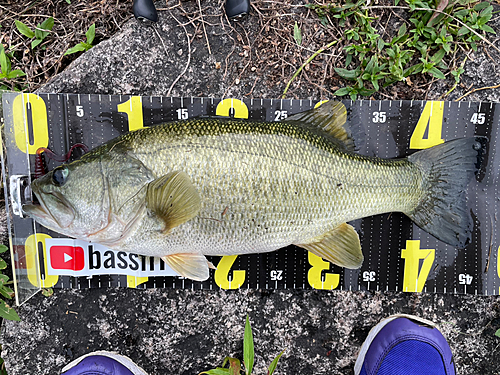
306 0 496 99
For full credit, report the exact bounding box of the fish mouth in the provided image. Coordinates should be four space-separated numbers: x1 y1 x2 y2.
22 185 75 230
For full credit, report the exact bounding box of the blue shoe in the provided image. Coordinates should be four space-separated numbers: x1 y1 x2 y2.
354 314 455 375
61 351 148 375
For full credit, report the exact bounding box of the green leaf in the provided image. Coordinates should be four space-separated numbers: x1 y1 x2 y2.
267 350 285 375
428 67 446 79
377 38 385 51
346 53 353 67
81 42 92 50
0 274 9 284
358 88 375 96
86 23 96 45
7 69 26 79
0 245 8 254
495 328 500 338
0 300 20 321
334 67 360 80
199 369 231 375
293 22 302 46
0 285 14 299
474 1 490 11
66 0 71 3
64 43 87 55
40 17 54 32
457 26 469 36
34 27 43 41
334 87 350 96
432 48 446 63
481 25 496 34
0 49 8 75
244 316 254 375
0 258 7 270
398 22 407 38
455 9 469 18
31 38 42 49
15 20 35 38
34 17 54 43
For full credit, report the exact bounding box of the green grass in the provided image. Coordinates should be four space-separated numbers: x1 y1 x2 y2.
199 316 284 375
306 0 496 99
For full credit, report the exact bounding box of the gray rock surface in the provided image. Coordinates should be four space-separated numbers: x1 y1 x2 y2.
39 7 280 99
3 3 500 375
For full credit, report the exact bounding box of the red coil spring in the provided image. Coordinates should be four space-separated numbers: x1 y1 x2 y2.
34 143 89 179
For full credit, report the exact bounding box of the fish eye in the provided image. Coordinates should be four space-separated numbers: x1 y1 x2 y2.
52 166 69 186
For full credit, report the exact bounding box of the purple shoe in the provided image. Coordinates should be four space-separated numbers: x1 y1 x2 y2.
61 351 148 375
354 314 455 375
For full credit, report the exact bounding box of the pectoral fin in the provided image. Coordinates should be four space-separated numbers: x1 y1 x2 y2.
146 171 201 233
162 253 211 281
296 223 363 269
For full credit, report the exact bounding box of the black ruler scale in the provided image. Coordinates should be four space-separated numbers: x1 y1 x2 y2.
1 93 499 305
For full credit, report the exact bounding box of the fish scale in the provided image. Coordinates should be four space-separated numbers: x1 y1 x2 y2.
115 117 422 257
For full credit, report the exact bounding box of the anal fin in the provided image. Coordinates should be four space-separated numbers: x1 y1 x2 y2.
296 223 363 269
162 253 211 281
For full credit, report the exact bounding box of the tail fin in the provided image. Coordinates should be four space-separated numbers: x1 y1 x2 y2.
406 137 485 248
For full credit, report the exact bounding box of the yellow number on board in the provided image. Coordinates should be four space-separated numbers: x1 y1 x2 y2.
307 252 340 290
314 100 329 108
410 101 444 149
215 255 246 289
12 94 49 154
497 245 500 294
25 233 59 288
117 96 144 131
127 275 149 288
216 98 249 119
401 240 435 292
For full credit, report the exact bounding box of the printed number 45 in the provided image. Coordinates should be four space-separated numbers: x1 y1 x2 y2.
470 113 485 125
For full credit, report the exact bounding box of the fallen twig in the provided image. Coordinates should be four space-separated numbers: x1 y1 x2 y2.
281 40 338 98
167 11 192 97
197 0 212 54
455 83 500 101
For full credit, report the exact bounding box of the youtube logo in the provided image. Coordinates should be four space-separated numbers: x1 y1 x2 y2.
44 238 177 278
50 246 85 271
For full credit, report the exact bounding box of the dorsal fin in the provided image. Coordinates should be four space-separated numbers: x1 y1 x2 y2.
284 100 354 151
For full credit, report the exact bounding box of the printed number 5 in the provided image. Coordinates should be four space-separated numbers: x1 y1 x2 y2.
76 105 84 118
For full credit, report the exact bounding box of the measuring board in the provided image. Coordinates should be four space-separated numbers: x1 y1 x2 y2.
1 92 499 305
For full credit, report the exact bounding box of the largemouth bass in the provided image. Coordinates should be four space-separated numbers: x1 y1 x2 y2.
23 101 483 281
